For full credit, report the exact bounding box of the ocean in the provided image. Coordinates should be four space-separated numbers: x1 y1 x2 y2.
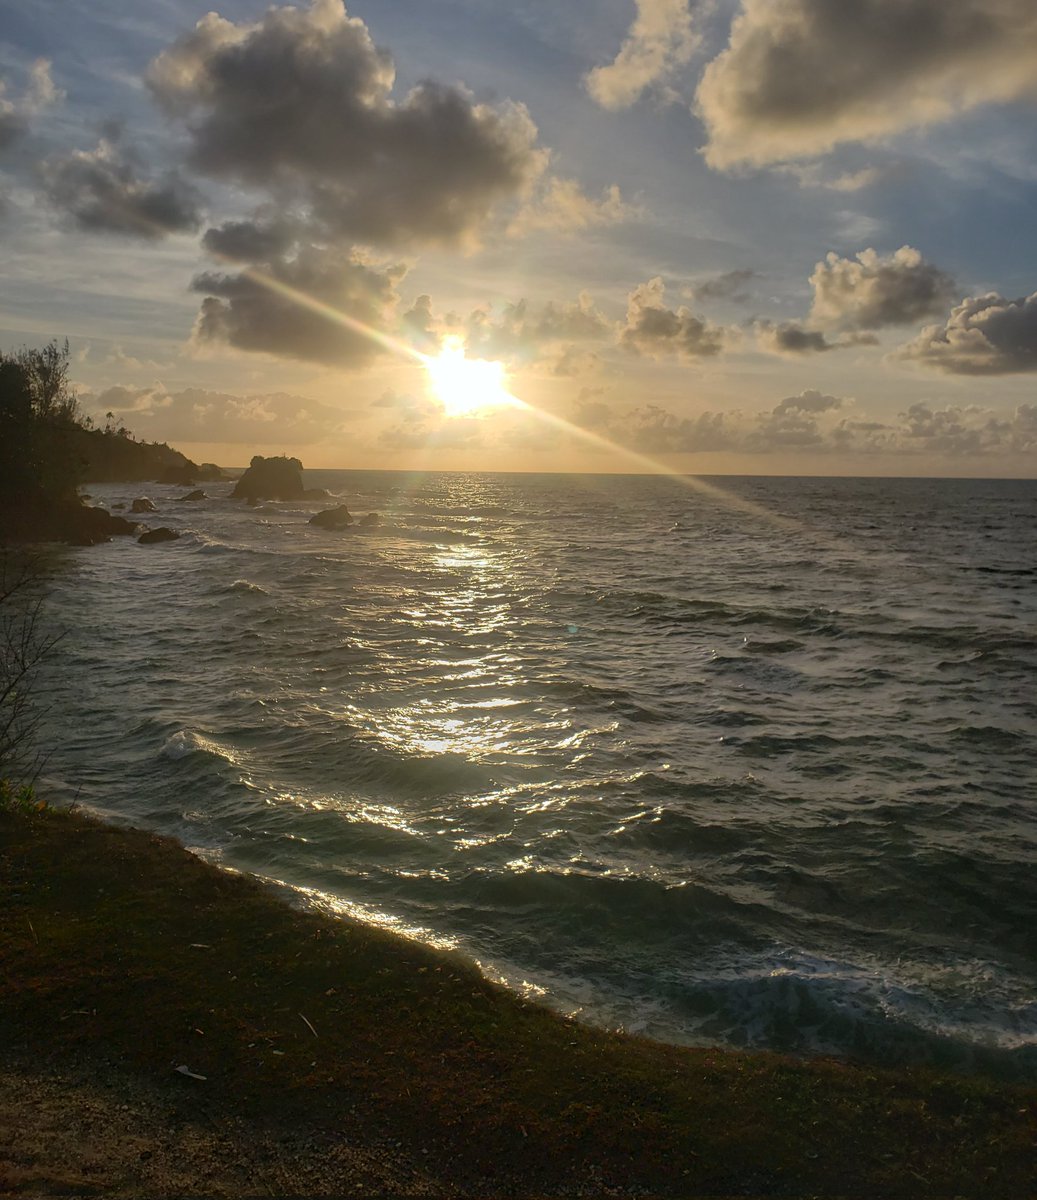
34 471 1037 1078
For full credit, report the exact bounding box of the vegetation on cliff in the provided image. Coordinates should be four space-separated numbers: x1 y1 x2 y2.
2 802 1034 1197
0 340 219 544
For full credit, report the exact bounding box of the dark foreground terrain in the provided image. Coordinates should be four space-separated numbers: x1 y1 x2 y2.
1 804 1034 1198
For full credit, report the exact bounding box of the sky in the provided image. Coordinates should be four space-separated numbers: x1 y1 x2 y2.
2 0 1037 476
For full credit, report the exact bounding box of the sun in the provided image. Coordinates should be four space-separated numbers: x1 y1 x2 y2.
425 336 517 418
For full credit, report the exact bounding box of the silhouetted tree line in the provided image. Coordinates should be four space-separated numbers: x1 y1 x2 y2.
0 340 216 542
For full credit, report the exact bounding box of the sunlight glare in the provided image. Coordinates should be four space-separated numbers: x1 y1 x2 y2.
426 336 517 418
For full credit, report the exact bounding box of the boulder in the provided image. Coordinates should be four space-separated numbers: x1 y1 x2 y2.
309 504 353 530
66 507 138 545
178 489 206 502
138 526 180 545
231 455 304 501
0 496 138 546
358 512 380 527
131 497 157 513
159 464 198 487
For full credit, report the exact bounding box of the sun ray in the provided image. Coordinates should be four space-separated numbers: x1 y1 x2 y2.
219 264 799 531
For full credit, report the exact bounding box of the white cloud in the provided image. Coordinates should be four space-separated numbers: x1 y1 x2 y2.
586 0 699 110
509 178 635 235
696 0 1037 169
810 246 957 331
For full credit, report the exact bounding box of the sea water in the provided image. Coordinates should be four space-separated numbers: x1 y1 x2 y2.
34 472 1037 1077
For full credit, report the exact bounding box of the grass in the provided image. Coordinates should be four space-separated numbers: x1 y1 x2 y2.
1 803 1034 1196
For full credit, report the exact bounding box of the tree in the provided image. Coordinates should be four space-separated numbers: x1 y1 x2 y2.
0 551 62 785
0 339 83 507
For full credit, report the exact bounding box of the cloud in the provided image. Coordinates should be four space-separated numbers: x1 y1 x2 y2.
402 291 612 366
508 178 635 235
0 60 62 151
894 402 1037 453
622 277 735 358
754 320 837 356
773 388 844 414
586 0 699 110
810 246 957 331
570 392 1037 457
692 268 757 303
202 217 298 262
779 163 893 192
40 136 203 238
91 384 352 444
696 0 1037 169
191 244 406 366
148 0 546 247
896 291 1037 374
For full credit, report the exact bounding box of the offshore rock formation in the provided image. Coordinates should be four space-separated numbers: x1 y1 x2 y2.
137 527 180 545
232 456 304 502
309 504 353 530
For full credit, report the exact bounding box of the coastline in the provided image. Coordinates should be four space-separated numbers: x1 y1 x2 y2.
2 803 1034 1198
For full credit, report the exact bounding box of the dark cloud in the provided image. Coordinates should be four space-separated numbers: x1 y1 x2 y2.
693 268 757 304
896 291 1037 374
148 0 544 247
773 389 844 415
622 277 734 358
696 0 1037 169
40 137 203 239
202 217 298 262
191 244 406 366
754 320 837 356
810 246 957 331
0 96 26 152
91 384 352 444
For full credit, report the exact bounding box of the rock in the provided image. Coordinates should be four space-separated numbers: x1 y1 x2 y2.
309 504 353 530
178 489 206 502
138 526 180 545
64 507 138 545
131 497 157 514
302 488 330 500
158 464 198 487
231 455 304 501
0 496 139 545
358 512 380 527
112 502 126 510
246 496 260 507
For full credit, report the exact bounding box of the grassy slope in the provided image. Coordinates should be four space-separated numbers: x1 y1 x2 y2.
1 805 1034 1198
